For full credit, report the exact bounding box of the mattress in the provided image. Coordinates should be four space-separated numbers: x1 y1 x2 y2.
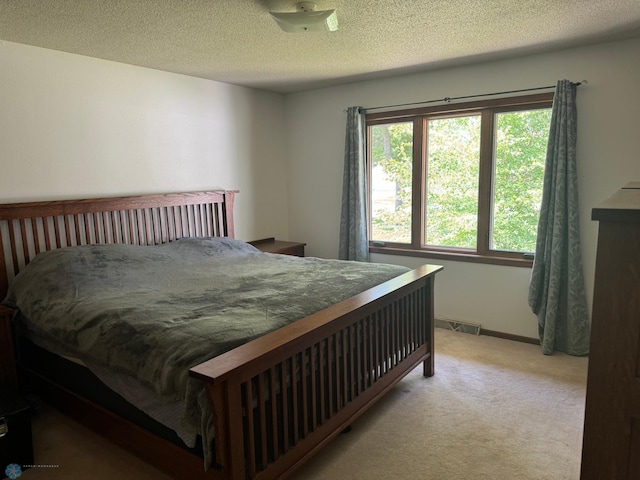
18 336 204 456
48 340 197 446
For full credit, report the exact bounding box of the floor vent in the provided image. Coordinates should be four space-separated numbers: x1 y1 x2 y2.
435 318 481 336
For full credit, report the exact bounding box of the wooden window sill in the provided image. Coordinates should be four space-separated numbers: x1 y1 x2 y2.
369 246 533 268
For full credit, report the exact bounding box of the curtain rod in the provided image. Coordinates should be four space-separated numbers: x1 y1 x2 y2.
359 80 587 113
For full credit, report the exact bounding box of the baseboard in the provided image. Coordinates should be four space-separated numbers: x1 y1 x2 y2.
479 329 540 345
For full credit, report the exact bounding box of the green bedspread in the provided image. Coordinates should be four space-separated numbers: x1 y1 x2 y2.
2 237 409 467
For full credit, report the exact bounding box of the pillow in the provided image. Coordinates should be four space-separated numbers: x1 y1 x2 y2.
173 236 261 255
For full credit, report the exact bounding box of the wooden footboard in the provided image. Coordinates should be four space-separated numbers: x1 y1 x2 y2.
191 264 442 480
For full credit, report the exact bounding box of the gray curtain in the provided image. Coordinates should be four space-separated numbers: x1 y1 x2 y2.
339 106 369 261
528 80 590 356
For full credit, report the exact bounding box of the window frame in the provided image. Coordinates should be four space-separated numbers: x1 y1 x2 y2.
366 92 554 268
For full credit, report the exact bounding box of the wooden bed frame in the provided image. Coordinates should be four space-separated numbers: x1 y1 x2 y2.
0 190 442 480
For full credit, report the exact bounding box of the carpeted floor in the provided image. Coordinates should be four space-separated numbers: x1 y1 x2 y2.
18 328 589 479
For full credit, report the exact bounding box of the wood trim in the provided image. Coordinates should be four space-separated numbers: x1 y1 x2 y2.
412 117 425 248
366 92 553 265
480 328 540 345
477 109 494 255
369 246 533 268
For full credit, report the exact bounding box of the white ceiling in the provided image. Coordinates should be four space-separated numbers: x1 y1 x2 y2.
2 0 640 94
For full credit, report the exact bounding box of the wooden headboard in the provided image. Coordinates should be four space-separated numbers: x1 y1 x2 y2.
0 190 237 299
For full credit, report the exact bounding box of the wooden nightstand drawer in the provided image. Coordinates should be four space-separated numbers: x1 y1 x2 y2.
248 237 306 257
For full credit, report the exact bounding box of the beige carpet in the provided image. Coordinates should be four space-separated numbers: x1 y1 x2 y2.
19 328 588 480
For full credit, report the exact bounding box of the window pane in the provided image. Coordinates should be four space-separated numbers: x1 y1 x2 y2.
425 115 481 249
370 122 413 243
492 109 551 253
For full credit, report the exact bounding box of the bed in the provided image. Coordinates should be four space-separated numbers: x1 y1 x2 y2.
0 190 442 480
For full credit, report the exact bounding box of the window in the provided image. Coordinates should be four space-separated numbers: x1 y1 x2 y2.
367 93 553 267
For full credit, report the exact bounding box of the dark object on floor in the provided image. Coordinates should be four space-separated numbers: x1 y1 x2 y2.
0 386 33 478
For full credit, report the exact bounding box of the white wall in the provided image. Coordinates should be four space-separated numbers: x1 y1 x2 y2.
3 37 639 339
0 40 289 242
284 37 640 339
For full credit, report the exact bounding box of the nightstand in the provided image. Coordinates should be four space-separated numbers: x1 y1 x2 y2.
0 386 33 476
249 237 306 257
0 306 17 386
0 307 32 477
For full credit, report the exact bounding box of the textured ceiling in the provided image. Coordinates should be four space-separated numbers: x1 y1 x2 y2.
2 0 640 93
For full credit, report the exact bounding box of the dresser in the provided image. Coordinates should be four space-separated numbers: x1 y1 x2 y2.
581 183 640 479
